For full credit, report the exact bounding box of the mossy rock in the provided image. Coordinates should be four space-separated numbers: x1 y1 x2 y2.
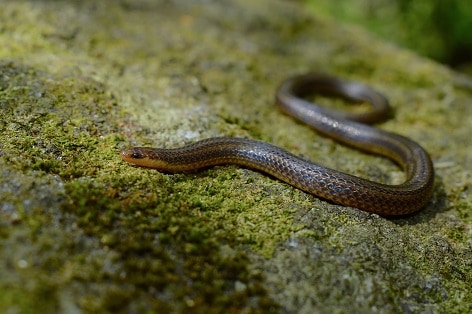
0 0 470 313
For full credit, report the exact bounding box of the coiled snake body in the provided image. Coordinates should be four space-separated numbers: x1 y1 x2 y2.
121 73 434 216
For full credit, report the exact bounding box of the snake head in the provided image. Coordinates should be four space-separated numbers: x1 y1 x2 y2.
121 147 173 170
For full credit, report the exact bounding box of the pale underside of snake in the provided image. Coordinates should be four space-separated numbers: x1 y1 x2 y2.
121 73 434 216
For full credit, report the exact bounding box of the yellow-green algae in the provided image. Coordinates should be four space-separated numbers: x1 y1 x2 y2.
0 0 471 313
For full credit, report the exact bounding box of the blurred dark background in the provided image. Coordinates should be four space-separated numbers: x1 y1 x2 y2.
303 0 472 75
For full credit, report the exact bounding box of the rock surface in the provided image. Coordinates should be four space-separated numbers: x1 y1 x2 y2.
0 0 470 313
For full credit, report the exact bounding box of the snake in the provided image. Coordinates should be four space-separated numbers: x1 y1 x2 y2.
121 73 434 216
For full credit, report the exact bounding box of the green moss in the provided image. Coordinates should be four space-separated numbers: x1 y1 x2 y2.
0 61 279 312
61 176 279 311
0 286 57 314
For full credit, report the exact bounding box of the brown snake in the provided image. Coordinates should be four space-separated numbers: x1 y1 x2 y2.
121 73 434 216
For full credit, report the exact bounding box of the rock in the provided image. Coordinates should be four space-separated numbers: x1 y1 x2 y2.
0 0 470 312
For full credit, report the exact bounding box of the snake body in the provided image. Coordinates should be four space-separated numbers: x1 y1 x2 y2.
121 73 434 216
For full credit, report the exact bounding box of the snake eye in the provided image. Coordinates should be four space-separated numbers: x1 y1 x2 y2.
132 151 144 159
